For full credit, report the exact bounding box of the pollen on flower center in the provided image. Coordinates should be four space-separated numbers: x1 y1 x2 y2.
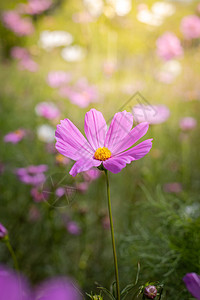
94 147 111 161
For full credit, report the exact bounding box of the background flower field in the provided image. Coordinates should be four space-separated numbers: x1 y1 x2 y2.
0 0 200 299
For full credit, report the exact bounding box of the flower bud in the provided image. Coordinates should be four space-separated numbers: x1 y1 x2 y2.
144 285 157 299
0 223 8 240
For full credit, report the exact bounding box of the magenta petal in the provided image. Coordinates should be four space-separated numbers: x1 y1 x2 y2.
103 139 153 174
84 109 107 150
0 266 32 300
103 157 128 173
69 158 101 177
112 122 149 155
55 119 93 161
183 273 200 300
116 139 153 161
104 111 133 153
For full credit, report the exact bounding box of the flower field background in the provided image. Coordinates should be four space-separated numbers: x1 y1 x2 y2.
0 0 200 299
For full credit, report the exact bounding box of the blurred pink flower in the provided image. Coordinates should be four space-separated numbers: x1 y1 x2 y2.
16 165 48 186
4 129 26 144
0 265 82 300
181 15 200 40
59 78 99 108
21 0 52 15
179 117 197 131
156 32 183 61
19 58 38 72
67 221 81 235
2 11 34 36
55 187 66 197
0 223 8 239
83 168 101 182
163 182 182 194
76 182 89 193
102 215 110 230
10 47 29 60
47 71 71 88
31 187 49 202
35 102 60 120
132 104 170 125
55 109 152 176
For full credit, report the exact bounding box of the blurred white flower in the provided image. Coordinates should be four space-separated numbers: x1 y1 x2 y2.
39 30 73 50
137 8 163 26
151 2 175 17
107 0 132 16
83 0 103 17
37 124 55 142
61 46 86 62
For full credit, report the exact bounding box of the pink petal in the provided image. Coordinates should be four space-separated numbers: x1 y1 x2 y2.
69 158 101 177
84 109 107 151
104 111 133 153
112 122 149 155
55 119 93 161
103 139 153 173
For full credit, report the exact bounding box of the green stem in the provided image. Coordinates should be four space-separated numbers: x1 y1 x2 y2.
5 237 19 271
105 169 120 300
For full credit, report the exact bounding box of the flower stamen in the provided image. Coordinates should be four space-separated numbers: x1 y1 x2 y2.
94 147 111 161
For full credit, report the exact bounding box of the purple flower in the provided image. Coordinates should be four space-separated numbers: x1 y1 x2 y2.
132 104 170 125
67 221 81 235
4 129 26 144
31 187 49 202
35 102 60 120
59 78 98 108
0 224 8 239
0 265 82 300
16 165 48 186
179 117 197 131
2 11 34 36
156 32 183 61
82 168 101 182
181 15 200 40
55 109 152 176
183 273 200 300
47 71 71 88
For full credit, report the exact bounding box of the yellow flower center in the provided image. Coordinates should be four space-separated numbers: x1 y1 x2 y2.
94 147 111 161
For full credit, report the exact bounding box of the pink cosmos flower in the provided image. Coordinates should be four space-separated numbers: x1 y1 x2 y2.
59 78 98 108
47 71 71 88
156 32 183 61
2 11 34 36
35 102 60 120
132 104 170 125
83 168 101 182
4 129 26 144
179 117 197 131
181 15 200 40
163 182 182 194
31 187 49 202
55 109 152 176
16 165 48 186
